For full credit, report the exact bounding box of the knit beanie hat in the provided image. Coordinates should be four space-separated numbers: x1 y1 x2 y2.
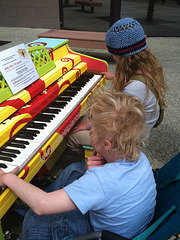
105 18 147 57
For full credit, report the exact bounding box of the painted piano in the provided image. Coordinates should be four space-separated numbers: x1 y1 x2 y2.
0 38 108 236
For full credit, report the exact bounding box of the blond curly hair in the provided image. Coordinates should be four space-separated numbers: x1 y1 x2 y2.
113 48 168 108
87 90 146 161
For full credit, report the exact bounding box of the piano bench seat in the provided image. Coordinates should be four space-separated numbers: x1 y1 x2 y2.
38 30 106 49
75 0 102 13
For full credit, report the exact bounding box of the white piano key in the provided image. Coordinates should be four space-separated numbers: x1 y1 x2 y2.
0 156 24 165
15 138 41 144
0 162 19 173
3 144 39 161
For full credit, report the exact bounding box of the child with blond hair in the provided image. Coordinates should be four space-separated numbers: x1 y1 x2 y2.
0 91 156 240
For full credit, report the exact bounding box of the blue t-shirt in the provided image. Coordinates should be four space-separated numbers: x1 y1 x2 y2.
64 152 156 239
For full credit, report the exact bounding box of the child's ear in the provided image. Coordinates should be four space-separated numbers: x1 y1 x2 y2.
104 140 112 151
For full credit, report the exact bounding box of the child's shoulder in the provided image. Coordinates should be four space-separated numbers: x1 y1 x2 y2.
124 80 147 92
123 80 153 103
138 152 152 170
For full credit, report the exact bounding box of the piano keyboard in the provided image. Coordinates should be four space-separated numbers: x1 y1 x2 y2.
0 73 102 173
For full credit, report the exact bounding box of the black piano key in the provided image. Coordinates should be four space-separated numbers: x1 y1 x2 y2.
1 148 21 154
66 76 87 86
50 101 67 108
8 143 26 149
60 92 76 97
0 156 13 162
34 117 51 123
63 90 77 97
28 122 47 129
72 77 90 86
69 85 82 90
35 114 53 121
47 107 63 113
53 99 68 104
61 88 75 94
0 163 7 169
66 87 81 92
18 134 35 140
39 113 55 119
11 139 29 145
57 96 72 101
70 81 85 87
22 129 39 135
0 151 17 158
44 108 60 114
83 74 93 79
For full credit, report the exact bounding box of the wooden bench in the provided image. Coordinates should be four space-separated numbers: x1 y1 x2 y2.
38 29 107 49
75 0 102 13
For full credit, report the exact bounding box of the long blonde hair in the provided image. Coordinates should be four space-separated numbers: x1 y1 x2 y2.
87 90 146 161
113 48 168 108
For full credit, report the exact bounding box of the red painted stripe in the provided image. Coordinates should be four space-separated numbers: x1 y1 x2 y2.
72 68 81 79
27 79 45 99
0 98 25 109
61 57 75 68
62 66 68 74
108 40 146 55
59 80 71 91
20 166 29 180
7 79 71 141
9 117 33 138
39 145 52 162
27 42 47 48
57 105 81 137
18 82 60 117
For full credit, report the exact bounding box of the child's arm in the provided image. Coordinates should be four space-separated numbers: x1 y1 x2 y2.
71 121 91 134
101 71 115 80
0 168 77 215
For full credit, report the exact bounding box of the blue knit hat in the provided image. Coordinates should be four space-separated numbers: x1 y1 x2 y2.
105 18 147 57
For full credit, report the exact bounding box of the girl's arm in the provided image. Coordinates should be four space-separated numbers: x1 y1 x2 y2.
100 71 115 80
71 121 91 134
0 168 77 215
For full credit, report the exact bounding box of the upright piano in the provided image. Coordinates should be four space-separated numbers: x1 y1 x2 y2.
0 38 108 232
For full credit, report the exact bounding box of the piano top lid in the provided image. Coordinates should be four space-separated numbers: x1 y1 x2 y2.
26 38 69 52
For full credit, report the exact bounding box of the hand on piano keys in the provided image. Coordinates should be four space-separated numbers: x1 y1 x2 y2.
0 166 19 187
0 164 77 216
100 71 115 80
